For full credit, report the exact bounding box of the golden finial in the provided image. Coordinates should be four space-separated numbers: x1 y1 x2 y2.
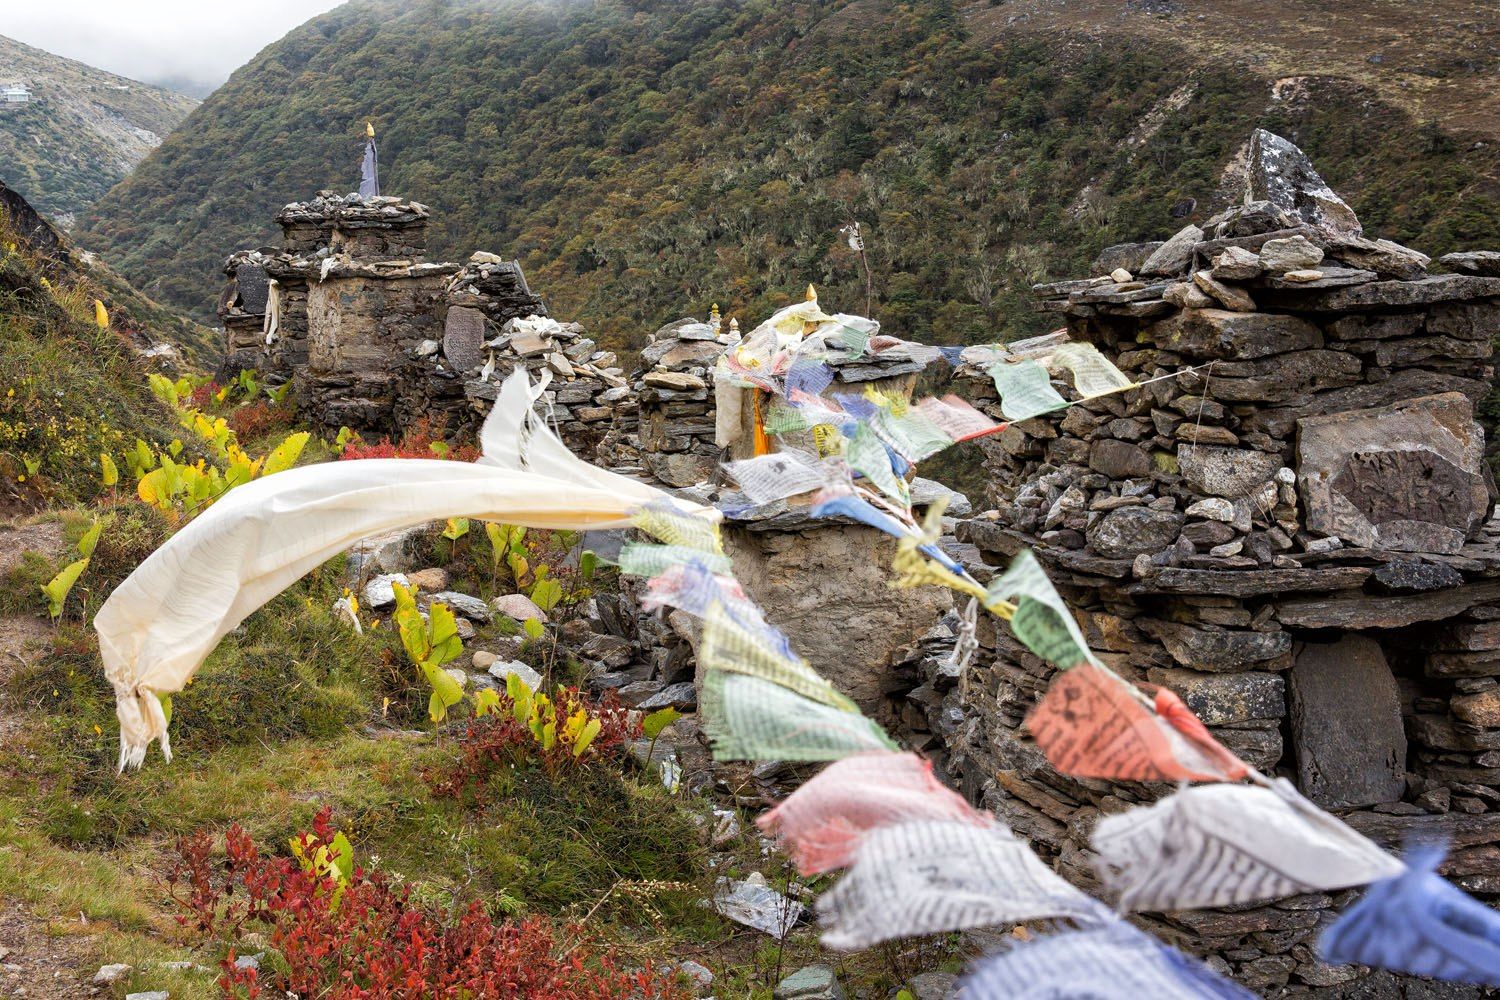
805 283 817 302
366 121 375 137
729 317 740 334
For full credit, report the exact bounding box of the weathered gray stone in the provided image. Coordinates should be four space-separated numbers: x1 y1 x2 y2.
427 591 492 622
1093 242 1163 276
1147 666 1286 724
1087 507 1183 559
1140 619 1291 670
1145 308 1320 360
1192 270 1256 312
1296 392 1489 554
491 593 548 623
638 681 697 711
442 305 487 371
1440 251 1500 277
1328 236 1431 280
1140 224 1203 276
1088 438 1151 479
775 965 845 1000
1210 245 1263 281
1287 636 1406 808
1258 235 1325 273
1245 129 1363 238
1178 445 1284 498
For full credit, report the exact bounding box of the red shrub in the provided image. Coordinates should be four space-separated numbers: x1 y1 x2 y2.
226 400 296 441
429 689 639 798
339 416 479 463
189 382 222 410
167 808 684 1000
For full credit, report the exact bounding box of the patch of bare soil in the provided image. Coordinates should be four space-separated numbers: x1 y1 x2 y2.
0 523 63 579
0 902 100 999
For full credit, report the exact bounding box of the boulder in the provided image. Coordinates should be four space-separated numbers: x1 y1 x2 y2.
1287 636 1406 808
362 573 410 609
1092 242 1163 276
638 681 697 711
1258 235 1325 273
427 591 492 622
487 659 542 691
1087 507 1183 559
1327 236 1430 280
1245 129 1363 237
1296 392 1488 554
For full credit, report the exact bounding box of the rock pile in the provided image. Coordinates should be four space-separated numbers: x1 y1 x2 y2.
916 131 1500 994
628 316 735 486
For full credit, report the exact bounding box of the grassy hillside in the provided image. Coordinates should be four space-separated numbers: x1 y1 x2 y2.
77 0 1500 351
0 34 198 227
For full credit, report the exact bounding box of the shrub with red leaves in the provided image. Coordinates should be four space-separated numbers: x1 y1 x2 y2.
188 382 222 410
167 808 685 1000
339 416 479 463
429 689 639 799
226 400 296 441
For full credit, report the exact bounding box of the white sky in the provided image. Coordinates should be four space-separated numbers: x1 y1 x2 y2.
2 1 348 96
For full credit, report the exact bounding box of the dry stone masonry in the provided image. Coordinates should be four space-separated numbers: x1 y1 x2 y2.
900 132 1500 994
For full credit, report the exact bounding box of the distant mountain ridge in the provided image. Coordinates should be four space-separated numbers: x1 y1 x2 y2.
0 33 198 226
77 0 1500 349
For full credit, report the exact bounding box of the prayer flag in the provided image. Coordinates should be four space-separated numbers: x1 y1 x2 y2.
988 359 1068 422
698 670 895 762
1051 341 1134 398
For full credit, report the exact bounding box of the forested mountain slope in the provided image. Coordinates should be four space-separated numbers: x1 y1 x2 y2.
0 34 197 226
78 0 1500 349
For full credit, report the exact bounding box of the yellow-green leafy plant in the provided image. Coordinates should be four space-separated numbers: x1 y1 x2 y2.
41 518 103 620
503 672 602 759
390 581 466 722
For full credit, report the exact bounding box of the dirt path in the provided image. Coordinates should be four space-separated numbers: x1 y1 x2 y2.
0 902 99 999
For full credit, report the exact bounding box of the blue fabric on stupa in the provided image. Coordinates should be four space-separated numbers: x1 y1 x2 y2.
1320 845 1500 987
961 922 1255 999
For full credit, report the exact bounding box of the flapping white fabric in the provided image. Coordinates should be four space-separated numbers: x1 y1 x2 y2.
1091 778 1405 912
95 369 700 770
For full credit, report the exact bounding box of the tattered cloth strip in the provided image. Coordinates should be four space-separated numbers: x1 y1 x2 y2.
1050 341 1135 398
1092 778 1404 912
985 549 1101 668
618 542 732 578
95 370 694 769
914 394 1004 442
987 359 1068 422
757 751 988 875
960 921 1256 1000
1320 845 1500 987
816 819 1106 949
697 670 896 761
1026 664 1248 783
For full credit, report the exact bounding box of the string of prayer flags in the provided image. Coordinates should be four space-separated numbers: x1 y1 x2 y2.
1091 778 1404 913
1051 341 1136 398
700 603 857 712
1026 663 1250 783
987 359 1069 422
869 404 953 464
617 542 732 578
631 501 723 554
810 489 915 541
757 751 989 875
1319 845 1500 988
985 549 1100 668
815 819 1107 949
845 424 909 505
639 560 773 647
960 922 1256 1000
724 451 833 506
698 670 896 762
913 394 1004 443
783 356 834 400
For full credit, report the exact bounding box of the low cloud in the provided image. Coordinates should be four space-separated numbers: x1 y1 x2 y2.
4 0 348 97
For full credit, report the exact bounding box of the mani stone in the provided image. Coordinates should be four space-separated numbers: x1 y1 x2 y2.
1146 309 1320 360
1245 128 1363 238
1287 635 1406 808
1140 224 1203 276
1087 507 1183 559
442 306 487 372
1147 667 1285 725
1258 234 1325 273
1296 392 1488 554
1179 445 1283 498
